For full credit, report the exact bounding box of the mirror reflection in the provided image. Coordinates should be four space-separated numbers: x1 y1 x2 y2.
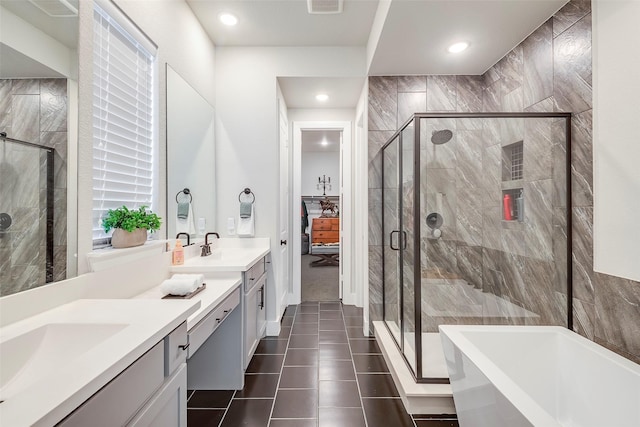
0 0 78 296
166 64 216 240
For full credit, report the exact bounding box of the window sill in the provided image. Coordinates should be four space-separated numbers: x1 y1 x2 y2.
86 239 167 272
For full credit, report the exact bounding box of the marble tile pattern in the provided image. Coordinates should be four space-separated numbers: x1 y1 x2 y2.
368 2 639 363
0 78 67 297
368 2 640 364
523 21 554 108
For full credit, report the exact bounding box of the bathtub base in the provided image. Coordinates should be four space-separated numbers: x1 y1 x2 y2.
373 321 456 415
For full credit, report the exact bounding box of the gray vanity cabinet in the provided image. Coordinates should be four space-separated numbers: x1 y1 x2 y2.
243 257 267 369
57 323 189 427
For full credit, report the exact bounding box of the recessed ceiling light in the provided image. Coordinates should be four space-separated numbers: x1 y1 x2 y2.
321 140 329 146
447 42 469 54
219 13 238 26
315 93 329 102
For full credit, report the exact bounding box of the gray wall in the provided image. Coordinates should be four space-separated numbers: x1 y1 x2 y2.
0 78 67 295
368 0 640 363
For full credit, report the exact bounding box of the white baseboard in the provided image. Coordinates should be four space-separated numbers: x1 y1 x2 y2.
266 320 281 337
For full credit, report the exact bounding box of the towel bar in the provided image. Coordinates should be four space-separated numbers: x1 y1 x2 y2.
238 188 255 203
176 188 192 203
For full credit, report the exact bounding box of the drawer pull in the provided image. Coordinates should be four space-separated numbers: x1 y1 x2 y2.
178 343 190 351
215 308 233 325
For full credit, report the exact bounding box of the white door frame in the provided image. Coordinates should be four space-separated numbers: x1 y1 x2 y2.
290 121 354 305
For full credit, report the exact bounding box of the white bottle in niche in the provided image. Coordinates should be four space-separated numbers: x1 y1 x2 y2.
516 190 524 222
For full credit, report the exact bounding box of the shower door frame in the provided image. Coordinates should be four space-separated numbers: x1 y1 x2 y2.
381 112 573 384
0 133 55 284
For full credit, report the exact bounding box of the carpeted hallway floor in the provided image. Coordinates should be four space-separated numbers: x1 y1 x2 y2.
301 254 339 302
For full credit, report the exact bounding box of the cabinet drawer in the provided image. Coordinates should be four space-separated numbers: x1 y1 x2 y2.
244 257 265 291
312 219 333 230
164 322 188 376
312 231 339 242
188 287 240 358
58 342 164 427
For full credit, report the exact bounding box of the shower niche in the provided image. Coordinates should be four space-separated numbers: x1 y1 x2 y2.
501 141 524 222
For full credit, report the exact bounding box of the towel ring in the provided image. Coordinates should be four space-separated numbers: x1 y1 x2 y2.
176 188 192 204
238 188 255 204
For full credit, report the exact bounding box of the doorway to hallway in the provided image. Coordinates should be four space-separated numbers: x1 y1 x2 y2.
300 129 341 302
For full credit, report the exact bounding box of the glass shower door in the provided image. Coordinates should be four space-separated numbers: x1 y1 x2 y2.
382 135 401 345
400 123 417 375
382 120 418 376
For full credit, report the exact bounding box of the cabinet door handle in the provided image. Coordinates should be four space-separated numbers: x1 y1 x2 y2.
179 343 190 351
259 285 264 309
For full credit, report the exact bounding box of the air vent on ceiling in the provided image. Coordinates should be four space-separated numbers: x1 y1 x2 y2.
28 0 78 17
307 0 343 14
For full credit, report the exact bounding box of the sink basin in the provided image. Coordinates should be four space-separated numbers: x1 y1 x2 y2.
0 323 128 399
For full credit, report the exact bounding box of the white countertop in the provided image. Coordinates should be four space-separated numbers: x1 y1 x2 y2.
134 272 242 330
0 299 199 427
169 245 269 273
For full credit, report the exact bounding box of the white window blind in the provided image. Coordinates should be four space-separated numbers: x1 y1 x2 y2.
92 2 156 243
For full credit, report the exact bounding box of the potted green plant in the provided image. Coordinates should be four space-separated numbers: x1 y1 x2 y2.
102 206 162 248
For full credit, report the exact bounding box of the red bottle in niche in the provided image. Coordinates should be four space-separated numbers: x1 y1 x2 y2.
503 194 513 221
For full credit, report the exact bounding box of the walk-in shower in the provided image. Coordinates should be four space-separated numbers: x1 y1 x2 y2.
0 132 54 296
381 113 572 383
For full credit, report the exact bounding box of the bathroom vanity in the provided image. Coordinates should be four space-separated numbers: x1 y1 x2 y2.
0 300 198 427
136 272 245 390
0 237 271 426
169 238 270 379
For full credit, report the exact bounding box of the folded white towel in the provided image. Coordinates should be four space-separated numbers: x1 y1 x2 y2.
171 273 205 288
161 278 199 296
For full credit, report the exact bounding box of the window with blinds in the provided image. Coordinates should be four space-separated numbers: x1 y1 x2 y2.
92 2 156 244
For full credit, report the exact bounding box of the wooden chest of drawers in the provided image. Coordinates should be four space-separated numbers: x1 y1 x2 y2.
311 218 339 244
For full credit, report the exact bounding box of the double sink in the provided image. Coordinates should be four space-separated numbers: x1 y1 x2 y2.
0 238 270 426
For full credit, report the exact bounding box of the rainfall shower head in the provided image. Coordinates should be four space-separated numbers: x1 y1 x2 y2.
431 129 453 145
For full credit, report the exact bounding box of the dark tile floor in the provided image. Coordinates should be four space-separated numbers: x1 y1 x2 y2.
187 302 459 426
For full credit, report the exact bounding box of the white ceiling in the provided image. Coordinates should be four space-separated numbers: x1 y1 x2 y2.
369 0 568 76
301 129 341 152
1 0 78 49
186 0 379 46
188 0 567 108
278 76 365 109
2 0 569 110
0 43 64 78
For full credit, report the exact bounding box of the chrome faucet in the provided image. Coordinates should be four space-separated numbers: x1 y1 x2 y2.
200 232 220 257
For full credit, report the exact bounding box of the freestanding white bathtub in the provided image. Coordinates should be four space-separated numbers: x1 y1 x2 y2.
439 325 640 427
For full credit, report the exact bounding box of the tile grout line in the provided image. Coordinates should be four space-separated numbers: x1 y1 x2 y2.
267 305 308 426
266 304 297 427
343 302 370 427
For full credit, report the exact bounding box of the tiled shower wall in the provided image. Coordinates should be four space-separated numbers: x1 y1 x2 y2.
368 0 640 363
0 79 68 296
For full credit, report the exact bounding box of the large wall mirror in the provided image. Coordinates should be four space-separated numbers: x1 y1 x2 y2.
166 64 216 240
0 0 78 296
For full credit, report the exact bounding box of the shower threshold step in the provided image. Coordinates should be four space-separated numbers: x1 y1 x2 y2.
373 321 456 416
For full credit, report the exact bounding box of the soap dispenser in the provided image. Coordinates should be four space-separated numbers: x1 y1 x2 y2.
172 239 184 265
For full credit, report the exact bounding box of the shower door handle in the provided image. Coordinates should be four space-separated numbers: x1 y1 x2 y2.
390 231 407 250
390 230 400 250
